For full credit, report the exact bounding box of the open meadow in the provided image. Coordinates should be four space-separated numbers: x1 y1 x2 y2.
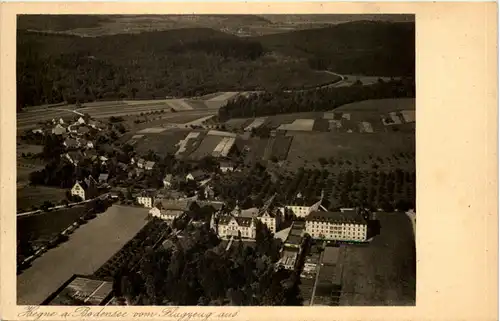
17 205 149 305
17 186 67 212
339 212 416 305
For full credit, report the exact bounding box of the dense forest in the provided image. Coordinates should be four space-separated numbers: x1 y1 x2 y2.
254 21 415 77
17 21 414 110
218 78 415 120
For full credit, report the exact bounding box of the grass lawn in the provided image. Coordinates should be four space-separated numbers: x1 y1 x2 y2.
339 212 416 306
17 186 67 212
17 205 149 305
133 130 190 157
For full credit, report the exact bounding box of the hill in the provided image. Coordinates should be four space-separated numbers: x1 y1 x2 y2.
252 21 415 77
16 28 339 110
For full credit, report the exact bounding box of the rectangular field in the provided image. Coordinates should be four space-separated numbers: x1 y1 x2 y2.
17 186 67 212
188 135 223 160
277 119 315 132
17 205 149 305
136 127 167 134
133 130 189 157
339 213 416 306
271 136 293 160
335 98 416 113
244 118 267 131
175 132 201 156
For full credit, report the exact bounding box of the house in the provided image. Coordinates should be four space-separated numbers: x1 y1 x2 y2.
52 124 66 135
77 126 90 135
149 199 191 221
130 157 136 165
99 156 109 165
64 151 85 166
305 209 368 242
144 161 156 171
137 158 145 169
219 161 235 173
186 170 208 182
232 194 281 233
211 214 256 239
58 118 65 125
98 173 109 184
163 174 173 188
281 191 324 218
71 176 98 201
136 191 155 208
77 117 86 125
80 139 94 149
64 138 80 149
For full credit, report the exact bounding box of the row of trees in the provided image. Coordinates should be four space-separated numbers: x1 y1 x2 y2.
218 78 415 120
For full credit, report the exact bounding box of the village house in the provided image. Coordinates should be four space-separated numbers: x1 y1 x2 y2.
98 173 109 184
64 151 85 166
70 175 98 201
137 158 146 169
163 174 173 188
80 139 94 149
31 128 44 134
77 126 90 136
63 138 80 149
99 155 109 165
305 209 368 242
186 170 209 182
77 117 86 125
149 199 191 222
52 124 66 135
219 161 235 173
144 161 156 171
136 191 155 208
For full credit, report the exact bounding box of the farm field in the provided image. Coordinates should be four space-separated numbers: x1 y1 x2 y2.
132 130 191 157
188 135 224 160
339 212 416 305
284 132 415 171
17 186 67 212
334 98 415 113
17 205 149 305
17 144 43 157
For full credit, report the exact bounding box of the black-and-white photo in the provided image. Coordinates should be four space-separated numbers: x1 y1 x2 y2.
16 14 416 307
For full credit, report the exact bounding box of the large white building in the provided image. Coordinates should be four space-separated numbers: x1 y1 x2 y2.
136 191 156 208
212 215 256 239
305 209 368 242
149 199 190 221
230 194 281 233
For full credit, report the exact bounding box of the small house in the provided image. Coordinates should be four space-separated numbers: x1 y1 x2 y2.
52 124 66 135
144 161 156 171
71 176 98 201
77 117 86 125
186 170 208 182
77 126 90 135
219 161 235 173
64 138 80 149
98 173 109 184
163 174 173 188
136 191 155 208
137 158 145 169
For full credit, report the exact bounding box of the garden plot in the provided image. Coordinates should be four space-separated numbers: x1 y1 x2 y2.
277 119 315 131
189 135 224 160
175 132 200 156
212 137 236 157
358 122 374 133
136 127 167 134
400 110 416 123
244 117 267 131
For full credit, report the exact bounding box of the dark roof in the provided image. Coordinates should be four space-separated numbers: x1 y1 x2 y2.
98 173 109 181
219 215 254 227
78 126 90 134
189 170 207 179
306 211 367 224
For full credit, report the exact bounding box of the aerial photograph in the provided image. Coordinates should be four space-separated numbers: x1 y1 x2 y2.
16 14 416 306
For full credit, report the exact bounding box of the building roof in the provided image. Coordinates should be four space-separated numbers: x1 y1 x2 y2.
218 215 254 227
42 275 113 306
220 161 235 168
66 151 84 162
163 174 173 181
188 170 207 180
156 199 191 211
77 126 90 134
145 161 156 168
64 138 79 147
98 173 109 181
306 211 367 224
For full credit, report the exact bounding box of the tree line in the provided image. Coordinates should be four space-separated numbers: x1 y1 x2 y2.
218 78 415 120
